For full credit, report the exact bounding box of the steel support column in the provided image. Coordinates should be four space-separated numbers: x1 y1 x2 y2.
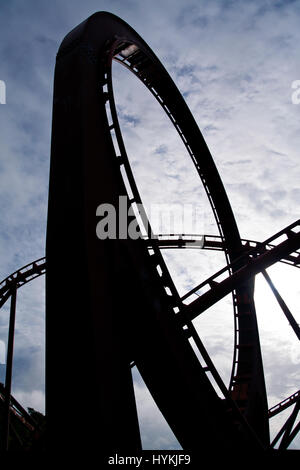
3 286 17 451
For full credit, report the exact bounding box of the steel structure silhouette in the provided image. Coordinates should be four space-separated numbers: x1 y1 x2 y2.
0 12 299 454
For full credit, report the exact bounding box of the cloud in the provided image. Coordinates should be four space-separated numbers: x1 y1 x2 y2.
13 389 45 414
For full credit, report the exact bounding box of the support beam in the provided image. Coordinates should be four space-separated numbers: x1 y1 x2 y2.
3 286 17 451
269 390 300 418
271 399 300 448
262 269 300 340
179 231 300 323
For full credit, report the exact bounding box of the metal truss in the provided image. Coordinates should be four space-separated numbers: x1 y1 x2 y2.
271 399 300 450
269 391 300 419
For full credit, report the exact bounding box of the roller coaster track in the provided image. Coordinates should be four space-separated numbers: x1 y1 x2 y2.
1 12 297 454
151 231 300 268
269 390 300 419
1 219 299 305
2 223 300 303
1 219 299 449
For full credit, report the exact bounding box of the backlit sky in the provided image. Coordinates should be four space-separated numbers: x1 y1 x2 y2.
0 0 299 450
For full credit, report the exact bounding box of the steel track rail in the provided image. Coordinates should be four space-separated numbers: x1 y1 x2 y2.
269 390 300 418
0 258 46 301
1 229 299 445
1 218 299 306
2 220 299 306
48 11 262 451
38 11 298 450
178 229 300 319
149 232 300 268
107 34 269 442
180 221 300 303
0 249 297 427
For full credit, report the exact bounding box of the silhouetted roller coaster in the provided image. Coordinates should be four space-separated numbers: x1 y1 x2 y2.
0 12 299 455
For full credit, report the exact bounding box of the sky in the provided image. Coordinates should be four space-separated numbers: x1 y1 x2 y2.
0 0 299 450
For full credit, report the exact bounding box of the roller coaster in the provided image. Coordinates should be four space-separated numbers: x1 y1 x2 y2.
0 12 299 455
